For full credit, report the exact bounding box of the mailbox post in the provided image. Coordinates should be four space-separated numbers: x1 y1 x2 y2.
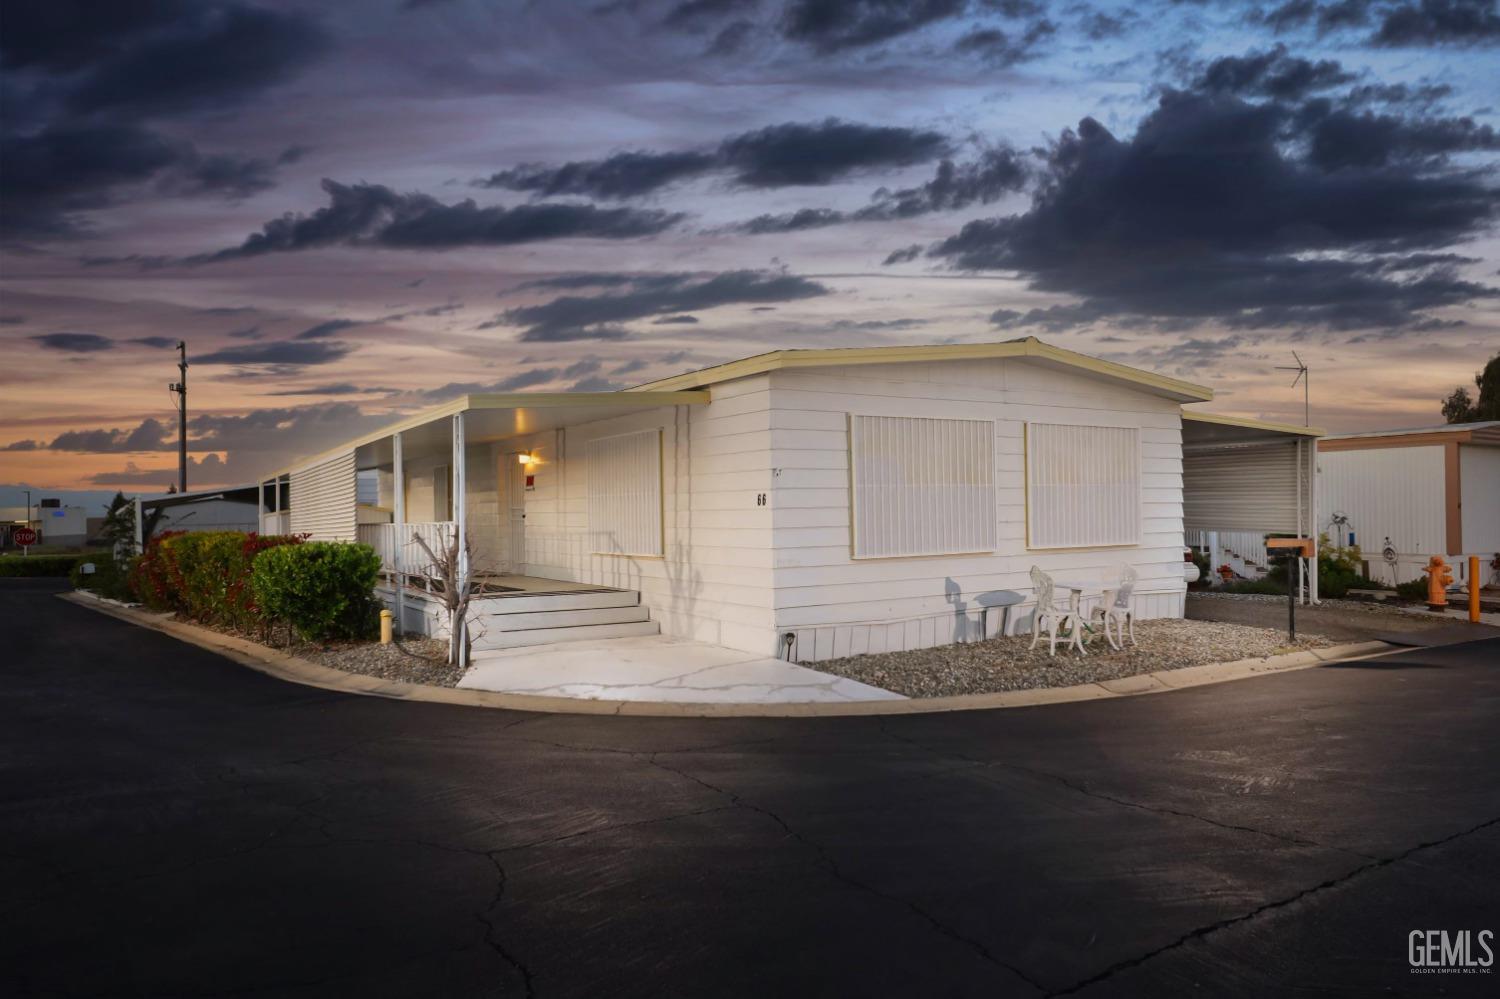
1267 537 1315 642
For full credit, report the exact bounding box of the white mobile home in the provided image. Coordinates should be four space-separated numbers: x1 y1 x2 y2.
1318 422 1500 586
258 338 1317 661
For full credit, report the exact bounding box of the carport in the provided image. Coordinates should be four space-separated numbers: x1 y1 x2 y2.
1181 412 1322 602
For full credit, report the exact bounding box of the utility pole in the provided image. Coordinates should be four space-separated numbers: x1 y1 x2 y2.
169 341 188 493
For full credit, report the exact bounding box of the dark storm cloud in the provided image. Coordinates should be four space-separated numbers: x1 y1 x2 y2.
130 336 177 348
732 147 1028 233
928 90 1499 331
652 314 701 324
29 332 114 352
1373 0 1500 45
952 20 1056 65
27 418 173 453
59 4 329 117
268 383 399 396
200 180 684 260
417 360 602 400
484 151 718 200
1 124 295 238
481 119 950 200
1299 101 1500 169
663 0 762 29
780 0 966 52
883 244 923 265
497 270 830 341
1192 45 1353 99
195 341 354 365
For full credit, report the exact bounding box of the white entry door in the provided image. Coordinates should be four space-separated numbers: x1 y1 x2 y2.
503 452 527 573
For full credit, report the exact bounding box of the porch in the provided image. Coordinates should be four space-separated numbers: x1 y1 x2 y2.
267 389 707 663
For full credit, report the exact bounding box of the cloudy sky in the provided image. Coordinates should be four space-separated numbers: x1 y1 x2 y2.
2 0 1498 494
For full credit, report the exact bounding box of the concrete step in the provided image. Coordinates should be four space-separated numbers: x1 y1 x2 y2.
472 619 660 650
487 605 650 631
479 589 640 615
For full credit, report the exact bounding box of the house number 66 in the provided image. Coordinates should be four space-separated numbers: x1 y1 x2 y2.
756 493 767 506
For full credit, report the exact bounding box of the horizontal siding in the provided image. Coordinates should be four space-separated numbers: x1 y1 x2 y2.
765 358 1187 661
289 450 356 542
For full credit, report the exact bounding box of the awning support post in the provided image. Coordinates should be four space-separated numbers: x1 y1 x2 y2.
392 431 405 637
452 413 468 668
133 495 144 555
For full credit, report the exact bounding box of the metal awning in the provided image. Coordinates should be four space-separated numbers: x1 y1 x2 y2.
1182 411 1321 449
137 484 260 508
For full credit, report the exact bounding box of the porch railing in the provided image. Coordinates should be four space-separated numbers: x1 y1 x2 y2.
357 521 454 581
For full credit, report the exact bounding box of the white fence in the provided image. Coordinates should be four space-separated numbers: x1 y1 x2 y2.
356 521 454 580
1187 529 1271 579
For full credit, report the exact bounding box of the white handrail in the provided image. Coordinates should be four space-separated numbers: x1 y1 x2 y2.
357 521 454 580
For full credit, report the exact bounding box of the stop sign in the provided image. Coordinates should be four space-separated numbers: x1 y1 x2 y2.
12 527 37 546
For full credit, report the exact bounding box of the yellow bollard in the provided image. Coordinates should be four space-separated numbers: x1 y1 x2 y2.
1471 556 1482 624
380 609 393 645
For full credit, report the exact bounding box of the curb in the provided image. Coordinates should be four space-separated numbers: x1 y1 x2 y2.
60 590 1400 718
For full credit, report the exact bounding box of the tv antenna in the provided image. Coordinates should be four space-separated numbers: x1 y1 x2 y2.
1276 351 1310 426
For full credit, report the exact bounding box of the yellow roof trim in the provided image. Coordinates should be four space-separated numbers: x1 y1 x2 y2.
270 390 710 479
1182 411 1323 437
629 336 1213 402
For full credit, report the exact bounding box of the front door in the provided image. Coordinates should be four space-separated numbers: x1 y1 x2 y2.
503 452 527 574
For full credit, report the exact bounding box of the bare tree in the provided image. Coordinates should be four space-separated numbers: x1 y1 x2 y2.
410 528 484 668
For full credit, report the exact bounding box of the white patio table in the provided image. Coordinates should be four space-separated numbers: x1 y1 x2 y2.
1048 579 1121 654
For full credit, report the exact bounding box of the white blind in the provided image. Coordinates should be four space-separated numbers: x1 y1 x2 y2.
1026 424 1140 549
850 415 996 558
587 429 663 556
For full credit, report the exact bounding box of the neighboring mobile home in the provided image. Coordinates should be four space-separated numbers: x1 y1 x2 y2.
256 338 1318 662
1318 422 1500 586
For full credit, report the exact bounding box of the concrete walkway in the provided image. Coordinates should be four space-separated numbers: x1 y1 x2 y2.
459 635 905 703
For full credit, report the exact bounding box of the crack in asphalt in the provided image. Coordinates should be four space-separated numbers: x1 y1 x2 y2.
476 852 537 999
646 752 1051 996
1048 813 1500 996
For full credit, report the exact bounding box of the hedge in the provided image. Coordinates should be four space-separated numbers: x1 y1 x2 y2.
250 542 382 642
129 530 309 636
0 554 86 577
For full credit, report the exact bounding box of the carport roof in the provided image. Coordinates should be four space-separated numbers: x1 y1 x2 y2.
1182 411 1323 447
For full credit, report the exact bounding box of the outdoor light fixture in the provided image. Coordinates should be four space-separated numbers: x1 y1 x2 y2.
518 451 534 465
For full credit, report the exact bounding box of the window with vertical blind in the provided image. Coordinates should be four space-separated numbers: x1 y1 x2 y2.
1025 423 1140 549
849 415 996 558
587 429 663 556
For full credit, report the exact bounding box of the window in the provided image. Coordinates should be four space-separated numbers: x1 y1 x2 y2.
1026 424 1140 549
849 415 996 558
587 429 663 556
433 464 451 521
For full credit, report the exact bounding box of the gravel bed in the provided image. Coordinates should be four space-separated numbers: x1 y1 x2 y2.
1190 591 1440 617
812 618 1332 699
292 636 461 687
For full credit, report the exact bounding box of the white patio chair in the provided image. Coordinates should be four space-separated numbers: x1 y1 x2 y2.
1028 566 1078 657
1091 565 1138 650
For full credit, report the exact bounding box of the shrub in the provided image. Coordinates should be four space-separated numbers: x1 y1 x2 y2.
129 531 188 611
0 553 85 577
1221 577 1287 596
70 556 134 600
127 531 304 630
1395 579 1428 601
251 542 381 642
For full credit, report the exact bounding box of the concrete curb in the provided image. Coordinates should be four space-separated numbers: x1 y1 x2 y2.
60 590 1400 718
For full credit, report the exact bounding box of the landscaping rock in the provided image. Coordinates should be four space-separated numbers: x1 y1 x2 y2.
812 618 1331 698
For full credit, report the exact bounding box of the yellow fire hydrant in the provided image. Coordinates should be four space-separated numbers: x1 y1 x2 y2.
380 609 394 645
1422 556 1453 611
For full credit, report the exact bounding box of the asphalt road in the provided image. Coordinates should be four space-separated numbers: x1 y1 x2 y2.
4 578 1498 998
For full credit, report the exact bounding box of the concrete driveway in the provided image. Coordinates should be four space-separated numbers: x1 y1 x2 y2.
3 577 1498 997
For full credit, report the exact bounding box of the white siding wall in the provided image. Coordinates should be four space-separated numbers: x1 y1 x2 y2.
288 450 356 541
1459 444 1500 554
1318 445 1446 583
763 358 1186 661
506 376 778 655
